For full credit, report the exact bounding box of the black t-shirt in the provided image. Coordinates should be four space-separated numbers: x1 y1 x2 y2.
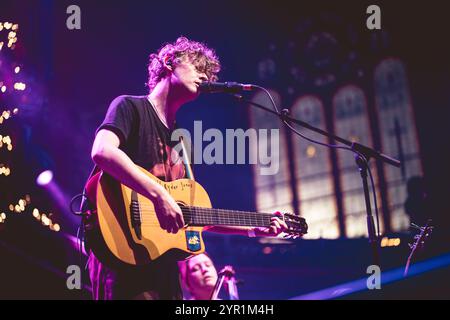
93 95 186 299
97 95 185 181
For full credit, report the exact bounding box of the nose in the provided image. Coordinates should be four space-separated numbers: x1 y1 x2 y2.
200 264 211 274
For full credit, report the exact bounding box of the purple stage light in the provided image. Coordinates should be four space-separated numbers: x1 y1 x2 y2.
36 170 53 186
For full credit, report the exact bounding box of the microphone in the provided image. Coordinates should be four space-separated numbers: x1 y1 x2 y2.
199 81 254 94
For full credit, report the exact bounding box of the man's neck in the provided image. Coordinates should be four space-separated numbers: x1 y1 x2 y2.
148 78 185 130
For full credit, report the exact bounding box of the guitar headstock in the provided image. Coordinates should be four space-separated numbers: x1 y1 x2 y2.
282 212 308 239
409 219 433 254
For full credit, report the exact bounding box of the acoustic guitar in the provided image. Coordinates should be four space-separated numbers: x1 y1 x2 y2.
85 165 308 265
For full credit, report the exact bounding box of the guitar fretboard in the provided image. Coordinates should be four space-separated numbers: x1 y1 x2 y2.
180 206 273 227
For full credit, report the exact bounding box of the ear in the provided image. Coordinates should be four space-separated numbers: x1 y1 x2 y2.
164 56 173 71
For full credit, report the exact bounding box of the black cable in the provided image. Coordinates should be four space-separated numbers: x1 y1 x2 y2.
251 85 281 114
367 161 381 238
70 193 89 216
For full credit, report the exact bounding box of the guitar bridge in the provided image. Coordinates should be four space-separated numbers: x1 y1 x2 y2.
130 191 142 240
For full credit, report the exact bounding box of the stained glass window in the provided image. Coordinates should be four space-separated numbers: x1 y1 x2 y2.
291 95 339 239
333 85 384 238
374 58 423 231
249 90 293 215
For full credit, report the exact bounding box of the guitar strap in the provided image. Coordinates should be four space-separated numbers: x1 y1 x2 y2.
179 135 195 181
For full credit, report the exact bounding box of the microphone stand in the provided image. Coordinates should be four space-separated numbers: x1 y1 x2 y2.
234 94 401 267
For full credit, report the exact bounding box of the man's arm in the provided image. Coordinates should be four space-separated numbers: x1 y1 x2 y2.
91 129 184 233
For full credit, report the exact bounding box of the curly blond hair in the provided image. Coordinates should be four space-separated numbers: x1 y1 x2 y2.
147 37 221 92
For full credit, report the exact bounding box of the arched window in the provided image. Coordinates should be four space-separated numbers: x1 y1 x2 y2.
333 85 384 238
374 58 423 231
291 95 339 239
249 90 293 215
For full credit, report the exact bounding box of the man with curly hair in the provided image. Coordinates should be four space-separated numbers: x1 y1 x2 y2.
89 37 287 300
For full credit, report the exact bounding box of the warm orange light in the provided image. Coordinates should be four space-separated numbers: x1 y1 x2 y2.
306 145 316 158
381 237 401 247
349 135 359 143
42 216 50 226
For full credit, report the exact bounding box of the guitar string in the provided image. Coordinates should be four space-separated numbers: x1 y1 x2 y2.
133 209 294 222
132 213 305 233
131 211 304 231
128 203 305 230
131 209 305 226
134 204 304 221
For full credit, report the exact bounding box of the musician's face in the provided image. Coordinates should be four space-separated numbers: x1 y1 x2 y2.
171 57 208 100
186 254 218 291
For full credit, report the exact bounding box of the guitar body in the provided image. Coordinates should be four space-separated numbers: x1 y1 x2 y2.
85 166 211 266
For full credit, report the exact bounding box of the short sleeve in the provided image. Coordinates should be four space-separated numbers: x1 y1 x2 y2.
96 95 136 145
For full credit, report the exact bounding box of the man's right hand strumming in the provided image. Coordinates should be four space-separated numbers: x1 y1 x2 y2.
152 190 185 234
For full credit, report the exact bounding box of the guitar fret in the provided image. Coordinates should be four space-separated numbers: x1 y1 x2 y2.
181 206 272 227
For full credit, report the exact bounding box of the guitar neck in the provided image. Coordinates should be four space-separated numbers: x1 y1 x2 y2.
181 206 273 228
